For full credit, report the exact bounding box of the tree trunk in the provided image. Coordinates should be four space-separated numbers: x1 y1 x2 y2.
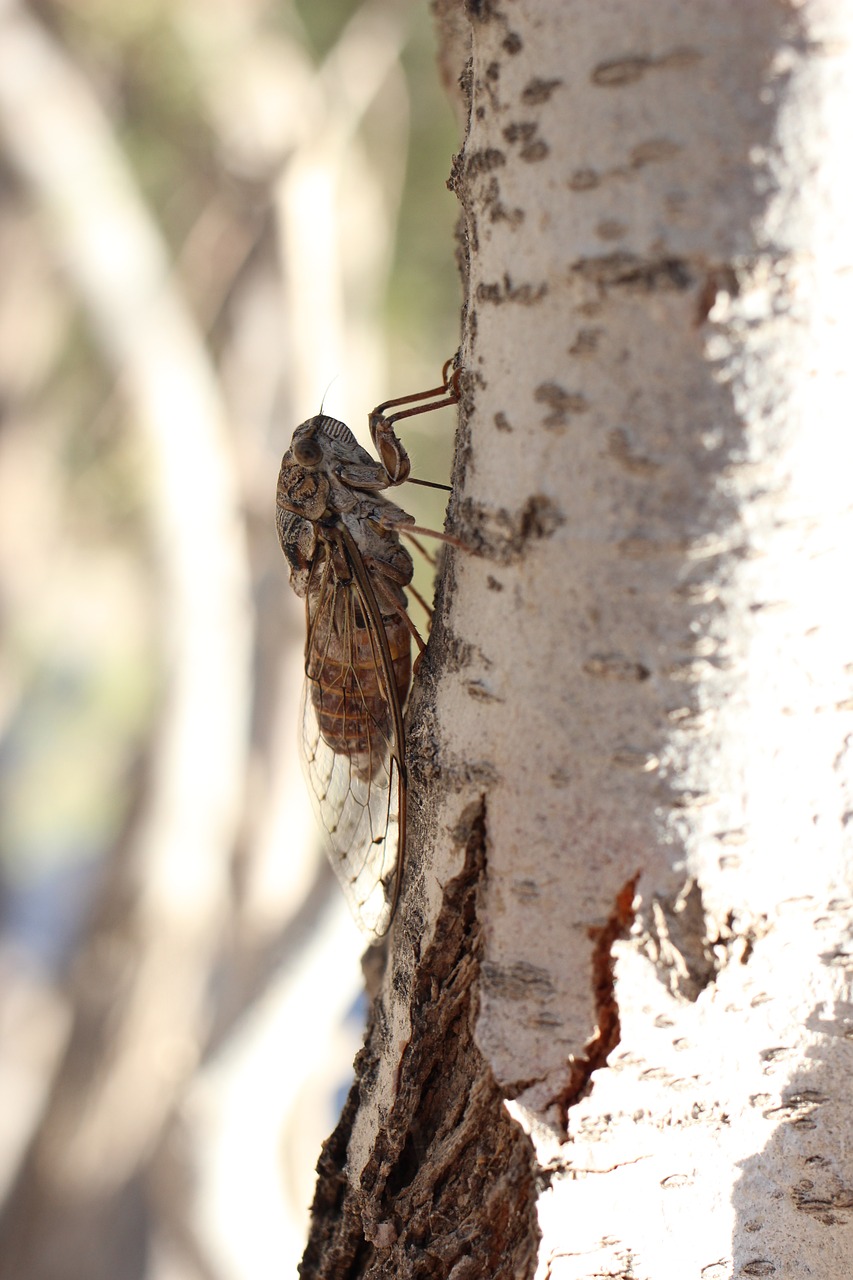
302 2 853 1277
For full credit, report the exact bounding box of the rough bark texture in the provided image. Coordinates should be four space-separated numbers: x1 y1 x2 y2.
300 803 539 1279
304 0 853 1277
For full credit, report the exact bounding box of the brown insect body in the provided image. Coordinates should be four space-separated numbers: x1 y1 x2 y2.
276 365 460 936
306 598 411 775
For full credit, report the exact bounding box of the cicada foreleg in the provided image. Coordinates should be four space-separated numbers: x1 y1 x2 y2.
368 354 462 486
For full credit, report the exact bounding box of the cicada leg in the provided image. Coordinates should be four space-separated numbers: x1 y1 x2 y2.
369 355 462 485
401 530 438 567
387 594 430 676
403 581 433 635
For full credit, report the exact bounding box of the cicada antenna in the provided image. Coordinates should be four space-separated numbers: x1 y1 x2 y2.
319 375 340 416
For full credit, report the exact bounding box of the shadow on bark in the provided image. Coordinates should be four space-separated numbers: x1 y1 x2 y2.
300 804 540 1279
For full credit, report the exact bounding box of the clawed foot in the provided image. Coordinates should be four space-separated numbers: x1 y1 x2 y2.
369 354 462 486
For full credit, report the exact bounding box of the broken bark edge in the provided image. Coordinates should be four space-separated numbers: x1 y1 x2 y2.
299 801 540 1280
550 872 641 1132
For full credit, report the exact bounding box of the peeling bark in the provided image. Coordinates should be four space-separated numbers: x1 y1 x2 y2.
300 805 539 1279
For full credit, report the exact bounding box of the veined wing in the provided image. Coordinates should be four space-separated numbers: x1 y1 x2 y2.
299 540 408 937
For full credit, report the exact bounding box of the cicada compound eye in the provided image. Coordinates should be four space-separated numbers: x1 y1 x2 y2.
292 431 323 468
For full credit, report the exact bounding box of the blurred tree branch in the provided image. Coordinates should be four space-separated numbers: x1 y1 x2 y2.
0 0 252 1274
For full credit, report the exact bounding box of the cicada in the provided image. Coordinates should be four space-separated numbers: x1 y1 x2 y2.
276 359 461 936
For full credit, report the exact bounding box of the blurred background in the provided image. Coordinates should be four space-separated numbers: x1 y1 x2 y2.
0 0 460 1275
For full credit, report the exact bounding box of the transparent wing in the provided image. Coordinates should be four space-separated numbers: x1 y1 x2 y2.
299 562 406 938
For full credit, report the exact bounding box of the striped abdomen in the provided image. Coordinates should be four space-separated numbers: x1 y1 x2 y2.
308 611 411 780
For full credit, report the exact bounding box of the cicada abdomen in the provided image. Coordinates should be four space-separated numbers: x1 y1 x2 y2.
306 586 412 782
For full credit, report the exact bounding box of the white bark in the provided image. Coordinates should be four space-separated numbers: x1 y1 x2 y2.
317 1 853 1277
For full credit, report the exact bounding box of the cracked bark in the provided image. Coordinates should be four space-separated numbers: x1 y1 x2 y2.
300 806 539 1279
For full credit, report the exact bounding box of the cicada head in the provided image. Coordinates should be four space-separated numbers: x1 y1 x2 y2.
276 445 330 523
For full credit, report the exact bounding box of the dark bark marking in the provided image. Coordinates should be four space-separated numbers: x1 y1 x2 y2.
521 140 548 163
466 679 504 703
569 252 694 294
596 218 627 241
534 382 589 428
482 961 556 1001
791 1164 853 1222
516 496 565 547
503 122 534 146
568 168 600 191
607 426 661 475
451 494 565 562
299 803 539 1280
480 177 524 228
629 137 682 168
476 276 548 305
568 140 680 195
521 78 562 105
503 121 549 164
463 0 500 22
611 747 660 772
592 56 649 87
592 47 702 87
445 759 501 789
423 624 474 678
551 874 640 1131
583 654 651 682
568 327 602 355
463 147 506 177
458 58 473 114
